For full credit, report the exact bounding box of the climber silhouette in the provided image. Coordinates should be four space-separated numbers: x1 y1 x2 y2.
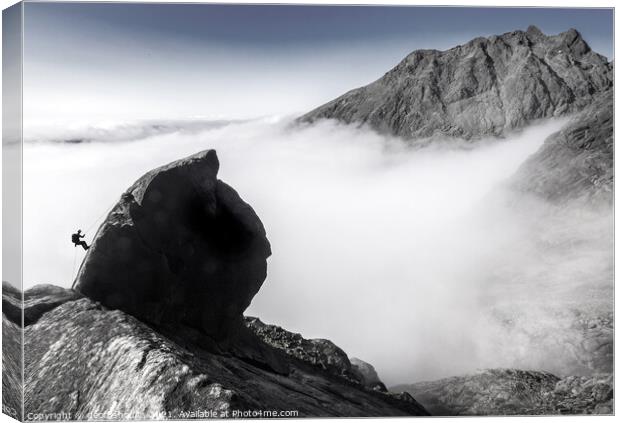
71 229 90 250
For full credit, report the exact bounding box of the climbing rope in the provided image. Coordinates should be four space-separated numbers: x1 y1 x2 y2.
70 247 78 289
84 201 116 234
69 199 117 288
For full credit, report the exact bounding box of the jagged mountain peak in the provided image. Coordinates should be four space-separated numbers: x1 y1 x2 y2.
300 27 612 140
400 26 593 66
526 24 544 36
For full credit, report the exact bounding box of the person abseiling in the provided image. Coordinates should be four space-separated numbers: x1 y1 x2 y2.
71 229 90 250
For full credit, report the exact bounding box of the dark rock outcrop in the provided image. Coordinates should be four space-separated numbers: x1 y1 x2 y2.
300 26 612 140
74 150 271 341
244 317 363 384
392 369 613 416
350 357 388 392
245 318 391 393
12 286 428 418
509 89 613 205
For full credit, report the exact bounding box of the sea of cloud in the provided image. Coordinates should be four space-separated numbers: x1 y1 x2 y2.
21 117 611 385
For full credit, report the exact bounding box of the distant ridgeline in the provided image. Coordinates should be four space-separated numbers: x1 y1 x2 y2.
300 26 612 141
300 26 613 206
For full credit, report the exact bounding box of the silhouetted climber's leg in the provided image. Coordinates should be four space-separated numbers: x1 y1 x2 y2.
79 241 89 250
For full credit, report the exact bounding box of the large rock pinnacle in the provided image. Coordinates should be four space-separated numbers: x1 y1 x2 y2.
74 150 271 340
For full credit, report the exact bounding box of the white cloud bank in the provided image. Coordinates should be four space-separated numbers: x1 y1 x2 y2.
22 117 611 385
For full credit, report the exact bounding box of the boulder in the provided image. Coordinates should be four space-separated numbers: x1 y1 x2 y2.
74 150 271 341
350 357 388 391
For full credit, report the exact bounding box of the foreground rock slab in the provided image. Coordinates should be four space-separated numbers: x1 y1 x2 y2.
12 285 428 419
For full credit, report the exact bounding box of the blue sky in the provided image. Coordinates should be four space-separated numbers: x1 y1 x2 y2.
22 3 614 124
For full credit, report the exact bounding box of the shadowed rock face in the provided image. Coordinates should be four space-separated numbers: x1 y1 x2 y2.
74 150 271 341
8 285 428 418
300 26 612 140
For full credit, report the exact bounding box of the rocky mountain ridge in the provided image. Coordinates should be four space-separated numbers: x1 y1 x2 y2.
301 26 612 140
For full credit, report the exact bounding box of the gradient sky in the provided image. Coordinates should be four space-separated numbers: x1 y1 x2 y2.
23 2 614 125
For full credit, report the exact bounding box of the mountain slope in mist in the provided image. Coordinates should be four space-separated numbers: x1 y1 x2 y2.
300 24 613 414
300 26 612 140
509 88 613 205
